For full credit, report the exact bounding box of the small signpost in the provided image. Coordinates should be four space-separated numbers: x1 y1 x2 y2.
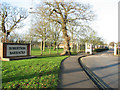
85 43 93 54
0 43 31 61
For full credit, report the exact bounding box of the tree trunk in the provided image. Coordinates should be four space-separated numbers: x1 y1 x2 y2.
17 38 20 43
77 43 79 53
41 48 43 56
60 25 71 55
43 40 45 51
64 35 71 55
49 42 51 55
40 41 43 50
53 46 56 51
78 44 80 52
2 33 6 43
40 41 43 56
71 34 73 52
57 44 59 54
53 41 56 51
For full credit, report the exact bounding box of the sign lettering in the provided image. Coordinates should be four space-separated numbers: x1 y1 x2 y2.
7 45 27 57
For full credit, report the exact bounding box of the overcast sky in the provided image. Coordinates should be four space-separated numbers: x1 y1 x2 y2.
0 0 119 44
78 0 119 44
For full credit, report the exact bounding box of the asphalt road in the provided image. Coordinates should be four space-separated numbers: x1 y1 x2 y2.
82 49 119 88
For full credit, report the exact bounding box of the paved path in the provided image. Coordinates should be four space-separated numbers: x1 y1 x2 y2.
82 49 119 88
58 54 97 88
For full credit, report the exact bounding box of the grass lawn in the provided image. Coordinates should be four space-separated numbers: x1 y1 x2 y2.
2 47 81 88
116 55 120 56
2 56 68 88
31 47 64 56
31 47 83 56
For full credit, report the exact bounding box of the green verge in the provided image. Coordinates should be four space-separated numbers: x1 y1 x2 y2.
94 48 109 52
2 56 68 88
31 47 83 56
31 48 64 56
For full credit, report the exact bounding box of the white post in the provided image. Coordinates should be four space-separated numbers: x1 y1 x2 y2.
90 44 92 54
85 43 92 54
85 43 87 54
30 43 31 56
77 42 79 53
114 43 117 55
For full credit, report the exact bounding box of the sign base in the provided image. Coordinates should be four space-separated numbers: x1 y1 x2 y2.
1 58 10 61
1 56 37 61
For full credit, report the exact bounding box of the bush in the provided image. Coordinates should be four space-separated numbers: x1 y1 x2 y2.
94 48 109 52
117 49 120 54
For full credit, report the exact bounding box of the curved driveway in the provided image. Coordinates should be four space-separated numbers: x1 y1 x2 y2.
82 49 119 88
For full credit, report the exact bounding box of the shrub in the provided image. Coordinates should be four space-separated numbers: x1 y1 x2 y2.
94 48 109 52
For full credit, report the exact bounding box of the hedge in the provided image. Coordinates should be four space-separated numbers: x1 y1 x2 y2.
94 48 109 52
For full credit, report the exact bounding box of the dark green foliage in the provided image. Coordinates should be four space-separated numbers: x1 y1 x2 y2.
116 47 120 56
94 48 109 52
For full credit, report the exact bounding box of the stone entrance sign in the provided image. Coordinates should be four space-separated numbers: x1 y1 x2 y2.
0 43 3 60
0 43 31 61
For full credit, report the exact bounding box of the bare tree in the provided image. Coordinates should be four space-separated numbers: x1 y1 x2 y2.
0 2 28 42
79 27 104 45
67 21 79 52
36 0 94 55
0 31 3 38
8 31 20 43
30 18 50 51
50 22 61 51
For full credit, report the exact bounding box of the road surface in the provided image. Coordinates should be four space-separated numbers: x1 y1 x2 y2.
82 49 119 88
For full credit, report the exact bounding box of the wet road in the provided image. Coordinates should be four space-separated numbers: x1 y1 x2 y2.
82 49 119 88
